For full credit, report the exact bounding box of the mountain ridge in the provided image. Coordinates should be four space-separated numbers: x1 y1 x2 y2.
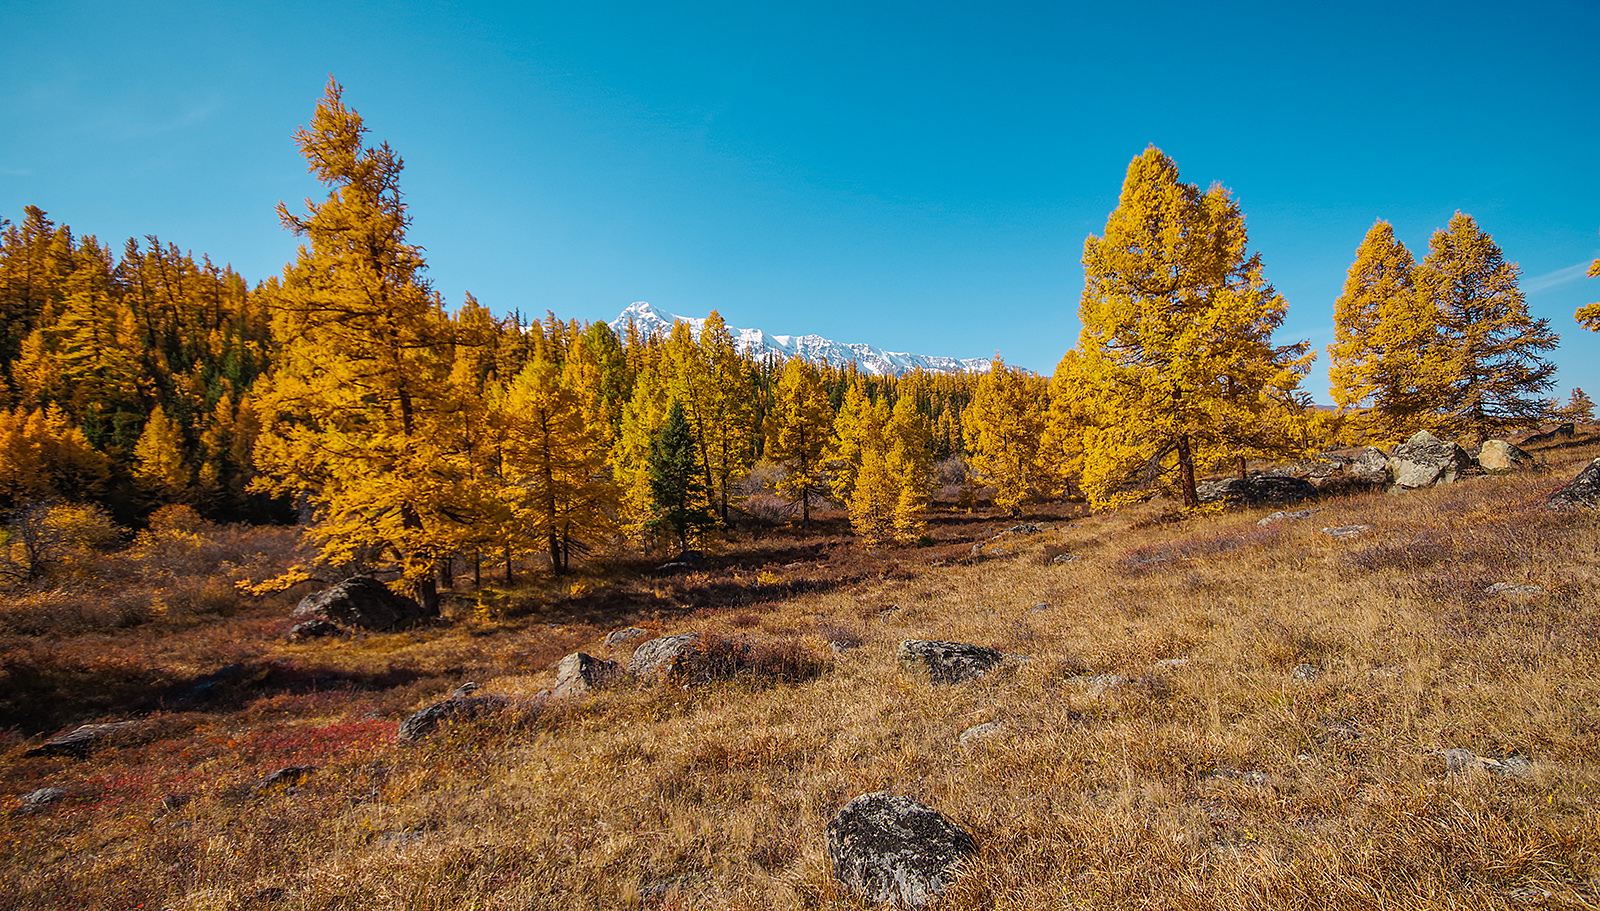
608 302 992 376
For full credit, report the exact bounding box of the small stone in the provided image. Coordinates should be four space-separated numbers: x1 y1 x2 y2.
16 787 67 812
1258 509 1316 526
1485 582 1546 597
1291 663 1322 681
1321 524 1373 539
1030 602 1052 612
896 640 1004 685
1476 440 1533 472
1050 554 1080 565
826 793 977 908
552 653 619 698
1439 748 1534 778
1389 431 1471 489
291 576 434 633
1151 658 1190 670
602 627 651 649
958 721 1004 746
254 766 315 792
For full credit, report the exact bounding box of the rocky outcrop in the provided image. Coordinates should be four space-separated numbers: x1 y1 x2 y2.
625 632 752 685
1195 475 1316 507
1349 447 1391 484
826 793 977 908
897 640 1003 684
602 627 652 650
1475 440 1533 472
1388 431 1470 489
1547 458 1600 509
291 577 435 636
552 653 618 698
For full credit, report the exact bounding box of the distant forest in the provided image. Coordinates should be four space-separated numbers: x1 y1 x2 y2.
0 80 1587 605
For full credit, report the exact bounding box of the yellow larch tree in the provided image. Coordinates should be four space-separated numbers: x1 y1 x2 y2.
1575 227 1600 331
963 358 1050 516
826 378 872 505
886 392 934 541
133 404 190 500
765 357 833 525
1074 146 1311 508
1328 220 1445 440
250 79 459 612
847 397 898 546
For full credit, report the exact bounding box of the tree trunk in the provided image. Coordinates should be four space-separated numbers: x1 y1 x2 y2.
1236 456 1248 480
472 552 481 589
1176 434 1199 508
547 529 563 575
414 574 439 617
504 544 514 585
437 555 454 590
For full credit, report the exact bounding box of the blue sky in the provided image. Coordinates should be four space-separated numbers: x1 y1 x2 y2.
3 0 1597 403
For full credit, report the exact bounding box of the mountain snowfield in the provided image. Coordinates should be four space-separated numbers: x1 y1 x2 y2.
609 302 992 376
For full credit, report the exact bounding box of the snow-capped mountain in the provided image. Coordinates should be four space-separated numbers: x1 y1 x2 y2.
608 302 991 377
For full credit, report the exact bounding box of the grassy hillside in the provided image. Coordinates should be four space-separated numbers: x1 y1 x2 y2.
3 442 1600 910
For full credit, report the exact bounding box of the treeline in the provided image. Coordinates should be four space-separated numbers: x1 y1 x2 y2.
4 84 1590 602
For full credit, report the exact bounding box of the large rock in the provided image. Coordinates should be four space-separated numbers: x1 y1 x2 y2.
25 721 148 758
1195 475 1316 507
1476 440 1533 472
626 633 749 685
397 685 506 742
552 653 618 698
1548 458 1600 509
897 640 1003 684
1349 446 1391 484
291 577 435 634
1388 431 1471 489
826 793 977 908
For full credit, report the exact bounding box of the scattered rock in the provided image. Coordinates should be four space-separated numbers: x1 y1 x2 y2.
1258 509 1317 526
1389 431 1471 489
1029 602 1052 612
1485 582 1546 597
1150 658 1190 671
15 787 67 812
896 640 1003 684
287 617 342 640
1050 553 1080 565
397 690 507 742
655 551 705 573
602 626 651 649
1203 767 1270 787
627 633 707 683
1476 440 1533 472
552 653 618 698
1547 458 1600 509
291 576 434 634
1349 446 1391 484
1321 525 1372 539
825 792 977 908
25 721 148 758
1514 423 1575 448
1439 748 1533 778
958 721 1005 746
1196 475 1317 507
1291 663 1322 681
254 766 315 793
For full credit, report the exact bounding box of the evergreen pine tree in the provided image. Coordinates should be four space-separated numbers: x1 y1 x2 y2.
647 401 716 553
1417 212 1558 441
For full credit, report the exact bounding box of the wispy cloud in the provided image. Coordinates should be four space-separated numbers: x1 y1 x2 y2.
108 94 225 140
1526 260 1597 294
0 168 32 177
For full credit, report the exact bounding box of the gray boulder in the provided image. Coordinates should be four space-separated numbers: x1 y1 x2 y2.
16 787 68 813
826 793 976 908
1548 458 1600 509
26 721 148 758
397 687 507 742
552 653 618 698
1389 431 1470 489
1476 440 1533 472
1195 475 1316 507
1349 447 1391 484
292 577 435 634
897 640 1003 685
625 632 749 685
603 626 652 649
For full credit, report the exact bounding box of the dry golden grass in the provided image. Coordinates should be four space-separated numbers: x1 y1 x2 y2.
4 447 1600 909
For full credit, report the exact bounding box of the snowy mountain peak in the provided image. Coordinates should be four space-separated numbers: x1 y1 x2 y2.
608 302 991 377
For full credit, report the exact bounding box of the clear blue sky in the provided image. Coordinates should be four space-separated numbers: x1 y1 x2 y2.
3 0 1597 404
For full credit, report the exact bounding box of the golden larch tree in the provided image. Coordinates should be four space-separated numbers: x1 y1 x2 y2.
963 358 1050 516
1074 146 1310 508
766 357 833 525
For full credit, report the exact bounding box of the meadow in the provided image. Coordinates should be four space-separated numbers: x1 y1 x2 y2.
2 438 1599 910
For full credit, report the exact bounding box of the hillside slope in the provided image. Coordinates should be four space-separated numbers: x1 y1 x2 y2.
3 445 1600 909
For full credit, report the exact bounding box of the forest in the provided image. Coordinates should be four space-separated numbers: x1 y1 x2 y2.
0 81 1587 606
